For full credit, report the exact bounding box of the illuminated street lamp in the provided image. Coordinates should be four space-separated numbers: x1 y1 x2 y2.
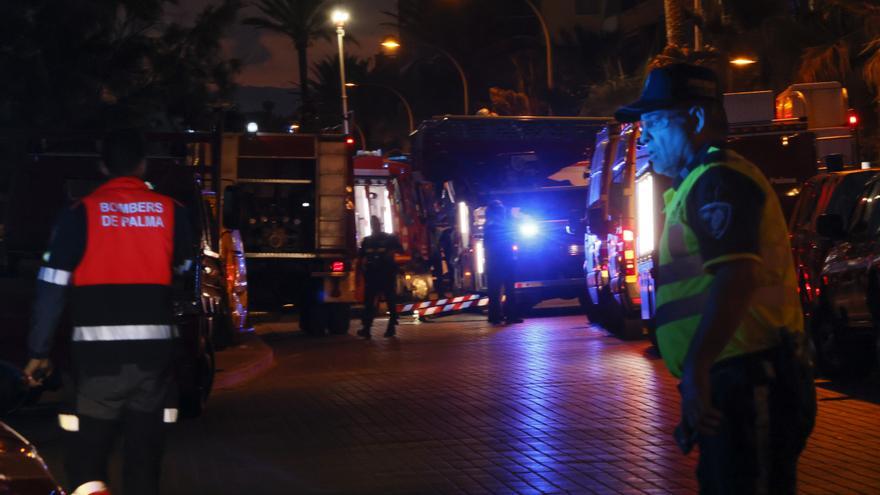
730 57 758 66
347 82 415 133
380 38 400 51
332 9 351 135
728 56 758 92
380 37 469 114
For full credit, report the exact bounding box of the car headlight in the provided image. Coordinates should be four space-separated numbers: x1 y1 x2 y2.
519 221 539 238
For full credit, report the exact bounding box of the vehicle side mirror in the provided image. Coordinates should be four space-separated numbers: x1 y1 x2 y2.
222 185 242 230
587 208 609 237
816 213 845 240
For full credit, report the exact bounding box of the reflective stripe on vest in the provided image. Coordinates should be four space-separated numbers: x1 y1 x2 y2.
73 324 178 341
655 148 803 377
38 267 72 286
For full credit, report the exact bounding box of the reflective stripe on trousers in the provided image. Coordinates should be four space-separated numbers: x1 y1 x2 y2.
59 409 179 431
73 325 178 341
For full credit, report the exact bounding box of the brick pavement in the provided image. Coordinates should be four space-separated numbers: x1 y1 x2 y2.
8 312 880 494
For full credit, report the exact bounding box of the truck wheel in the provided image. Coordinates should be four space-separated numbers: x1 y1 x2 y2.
812 311 875 379
578 292 602 324
300 303 329 336
328 303 352 335
515 300 534 318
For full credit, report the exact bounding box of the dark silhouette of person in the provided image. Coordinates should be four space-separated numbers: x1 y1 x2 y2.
358 216 403 338
484 200 522 324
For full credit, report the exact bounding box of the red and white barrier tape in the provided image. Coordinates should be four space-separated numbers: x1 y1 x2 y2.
397 294 482 314
416 297 488 317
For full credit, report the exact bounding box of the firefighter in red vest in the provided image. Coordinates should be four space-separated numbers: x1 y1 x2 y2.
24 129 193 495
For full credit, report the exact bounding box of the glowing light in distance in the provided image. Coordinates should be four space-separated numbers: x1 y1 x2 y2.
730 57 757 66
519 221 539 237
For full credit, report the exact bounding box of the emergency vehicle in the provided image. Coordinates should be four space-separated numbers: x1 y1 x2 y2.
0 131 248 417
353 152 435 301
411 116 609 314
218 132 358 335
587 82 856 341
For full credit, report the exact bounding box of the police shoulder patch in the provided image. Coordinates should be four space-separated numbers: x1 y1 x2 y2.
697 202 732 240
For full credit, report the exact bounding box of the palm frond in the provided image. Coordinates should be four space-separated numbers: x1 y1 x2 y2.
798 40 851 82
863 44 880 102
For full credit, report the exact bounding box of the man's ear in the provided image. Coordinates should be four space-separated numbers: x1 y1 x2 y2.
688 105 707 134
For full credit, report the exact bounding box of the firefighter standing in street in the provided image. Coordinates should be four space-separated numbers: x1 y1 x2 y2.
24 129 193 495
615 64 815 493
484 200 522 324
358 215 403 338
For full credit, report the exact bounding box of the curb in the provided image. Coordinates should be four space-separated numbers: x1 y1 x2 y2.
213 332 275 391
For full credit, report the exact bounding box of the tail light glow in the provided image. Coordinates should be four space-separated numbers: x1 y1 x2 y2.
331 261 345 272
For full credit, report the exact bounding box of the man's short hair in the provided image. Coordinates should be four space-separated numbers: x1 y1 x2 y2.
101 129 145 176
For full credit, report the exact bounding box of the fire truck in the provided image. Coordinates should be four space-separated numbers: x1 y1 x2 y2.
219 133 357 335
353 152 435 301
587 82 856 340
412 116 609 313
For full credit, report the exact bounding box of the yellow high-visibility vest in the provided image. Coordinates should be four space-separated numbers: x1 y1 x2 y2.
656 147 803 378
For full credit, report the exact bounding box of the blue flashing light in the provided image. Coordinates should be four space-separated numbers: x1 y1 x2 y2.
519 221 539 238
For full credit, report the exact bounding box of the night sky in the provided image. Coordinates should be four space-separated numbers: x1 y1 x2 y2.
169 0 398 88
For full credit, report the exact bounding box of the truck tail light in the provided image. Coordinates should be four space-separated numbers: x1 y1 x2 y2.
331 261 345 272
848 108 859 128
622 229 636 279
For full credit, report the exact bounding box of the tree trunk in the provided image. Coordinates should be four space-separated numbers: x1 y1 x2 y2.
664 0 688 49
296 40 310 107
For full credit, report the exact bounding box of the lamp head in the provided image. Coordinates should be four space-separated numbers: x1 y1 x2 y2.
331 9 350 28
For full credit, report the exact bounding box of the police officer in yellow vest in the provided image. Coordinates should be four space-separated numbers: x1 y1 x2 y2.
616 64 816 493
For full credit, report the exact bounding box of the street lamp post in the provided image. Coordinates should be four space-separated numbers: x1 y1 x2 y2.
381 38 469 115
522 0 553 90
728 56 758 91
347 82 415 133
332 9 351 135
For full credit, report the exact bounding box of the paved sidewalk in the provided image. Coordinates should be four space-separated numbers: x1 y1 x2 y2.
169 313 880 494
214 331 275 391
8 312 880 494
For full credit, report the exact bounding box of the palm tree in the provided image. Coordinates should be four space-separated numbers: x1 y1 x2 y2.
243 0 335 126
795 1 880 97
663 0 688 50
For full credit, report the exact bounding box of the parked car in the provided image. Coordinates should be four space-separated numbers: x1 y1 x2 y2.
789 170 879 314
0 361 65 494
813 172 880 376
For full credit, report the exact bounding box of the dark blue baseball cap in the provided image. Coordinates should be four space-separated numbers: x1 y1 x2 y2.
615 63 721 123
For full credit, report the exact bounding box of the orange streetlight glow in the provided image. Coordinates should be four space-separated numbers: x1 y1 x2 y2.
730 57 757 66
381 39 401 50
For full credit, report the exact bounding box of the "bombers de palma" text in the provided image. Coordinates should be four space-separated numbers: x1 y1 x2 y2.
99 201 166 228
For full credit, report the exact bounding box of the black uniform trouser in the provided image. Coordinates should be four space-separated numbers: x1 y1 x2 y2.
362 273 398 331
486 261 517 322
696 343 816 494
66 363 173 495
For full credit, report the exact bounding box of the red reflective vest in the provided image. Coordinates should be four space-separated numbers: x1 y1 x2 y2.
74 177 175 287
